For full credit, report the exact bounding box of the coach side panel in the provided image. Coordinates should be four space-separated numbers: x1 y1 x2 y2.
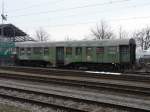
62 46 120 65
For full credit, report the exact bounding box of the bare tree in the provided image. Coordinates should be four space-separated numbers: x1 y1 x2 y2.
132 27 150 50
35 28 50 41
65 35 73 41
91 21 115 40
118 26 129 39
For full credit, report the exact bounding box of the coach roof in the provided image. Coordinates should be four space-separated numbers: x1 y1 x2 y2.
15 38 135 47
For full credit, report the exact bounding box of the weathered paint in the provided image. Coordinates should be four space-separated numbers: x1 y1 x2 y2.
17 39 135 66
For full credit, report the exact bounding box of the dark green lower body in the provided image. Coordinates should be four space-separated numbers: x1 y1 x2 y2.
15 59 132 72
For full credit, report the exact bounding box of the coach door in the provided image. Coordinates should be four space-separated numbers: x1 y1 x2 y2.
56 47 64 66
86 47 93 62
119 45 130 63
129 43 136 65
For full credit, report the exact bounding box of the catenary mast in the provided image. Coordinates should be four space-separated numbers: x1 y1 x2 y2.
1 0 7 24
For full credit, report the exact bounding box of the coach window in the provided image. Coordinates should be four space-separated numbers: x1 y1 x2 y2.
44 47 49 55
20 48 25 55
108 46 117 54
76 47 82 55
33 47 42 54
66 47 72 55
86 47 92 55
120 46 129 54
96 47 104 54
15 47 19 54
27 48 31 55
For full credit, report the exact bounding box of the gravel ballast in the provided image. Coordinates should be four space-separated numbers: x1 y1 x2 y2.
0 103 30 112
0 75 148 111
0 97 66 112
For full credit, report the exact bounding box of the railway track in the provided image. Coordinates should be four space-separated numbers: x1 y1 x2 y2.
0 66 150 83
1 95 87 112
0 80 149 112
0 89 87 112
125 71 150 75
0 71 149 97
0 66 149 111
0 71 148 111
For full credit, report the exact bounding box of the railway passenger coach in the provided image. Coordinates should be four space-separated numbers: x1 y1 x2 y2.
15 38 136 71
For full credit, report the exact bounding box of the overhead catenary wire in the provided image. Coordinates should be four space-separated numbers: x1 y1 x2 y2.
10 1 150 24
7 0 95 13
8 0 150 30
18 15 150 29
6 0 66 13
9 0 131 18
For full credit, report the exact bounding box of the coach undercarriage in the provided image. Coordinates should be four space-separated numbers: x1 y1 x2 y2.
16 59 132 72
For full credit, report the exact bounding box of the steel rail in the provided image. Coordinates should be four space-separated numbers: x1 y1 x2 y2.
0 93 88 112
0 84 149 112
0 72 149 97
0 66 150 82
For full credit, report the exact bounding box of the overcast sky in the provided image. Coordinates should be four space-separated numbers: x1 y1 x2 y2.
2 0 150 41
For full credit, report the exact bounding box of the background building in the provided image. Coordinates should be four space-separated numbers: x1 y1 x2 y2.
0 24 34 65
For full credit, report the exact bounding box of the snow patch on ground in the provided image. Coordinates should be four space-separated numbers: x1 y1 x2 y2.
85 71 121 75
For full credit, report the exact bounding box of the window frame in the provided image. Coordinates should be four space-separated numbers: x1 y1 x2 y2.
66 47 72 55
33 47 43 55
86 47 93 55
20 48 25 55
75 47 82 55
44 47 49 55
108 46 117 54
96 47 104 54
120 46 129 54
26 47 32 56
